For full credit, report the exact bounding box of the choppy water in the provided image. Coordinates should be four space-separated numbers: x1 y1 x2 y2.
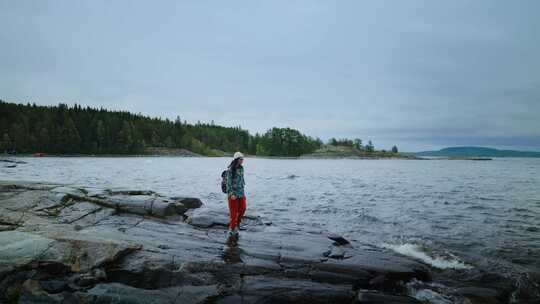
2 156 540 302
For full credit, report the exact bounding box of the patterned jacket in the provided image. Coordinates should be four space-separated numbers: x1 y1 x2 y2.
226 165 245 198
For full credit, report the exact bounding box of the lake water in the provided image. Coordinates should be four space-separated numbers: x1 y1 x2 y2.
2 156 539 303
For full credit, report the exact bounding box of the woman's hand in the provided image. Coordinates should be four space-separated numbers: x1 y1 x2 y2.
230 194 236 200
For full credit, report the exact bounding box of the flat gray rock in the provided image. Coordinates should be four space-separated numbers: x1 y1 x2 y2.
187 208 230 228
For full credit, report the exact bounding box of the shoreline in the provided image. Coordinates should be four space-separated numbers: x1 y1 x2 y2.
7 153 525 161
2 153 421 160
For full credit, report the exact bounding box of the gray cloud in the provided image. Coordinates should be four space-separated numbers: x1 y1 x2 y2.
1 0 539 151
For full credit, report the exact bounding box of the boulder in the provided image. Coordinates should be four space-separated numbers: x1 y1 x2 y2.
171 196 203 209
328 233 351 246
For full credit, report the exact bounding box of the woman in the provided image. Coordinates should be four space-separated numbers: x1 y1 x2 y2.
226 151 246 237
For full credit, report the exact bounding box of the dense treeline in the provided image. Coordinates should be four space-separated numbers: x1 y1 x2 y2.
0 100 324 156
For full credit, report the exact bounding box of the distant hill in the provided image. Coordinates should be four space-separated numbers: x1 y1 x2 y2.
415 146 540 158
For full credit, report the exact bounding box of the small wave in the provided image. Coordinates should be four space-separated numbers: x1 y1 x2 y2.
465 205 487 210
381 243 472 270
359 214 381 223
525 226 539 232
354 208 382 223
477 196 498 201
508 207 531 213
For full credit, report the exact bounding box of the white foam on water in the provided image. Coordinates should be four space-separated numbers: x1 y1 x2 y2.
410 288 454 304
405 279 459 304
381 243 473 270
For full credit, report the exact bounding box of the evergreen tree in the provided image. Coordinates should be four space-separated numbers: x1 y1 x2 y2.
37 128 49 151
60 116 81 153
9 122 26 152
366 140 375 153
354 138 362 150
1 133 11 152
96 120 107 153
118 121 133 153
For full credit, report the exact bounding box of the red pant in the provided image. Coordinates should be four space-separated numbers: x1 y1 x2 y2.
228 196 246 230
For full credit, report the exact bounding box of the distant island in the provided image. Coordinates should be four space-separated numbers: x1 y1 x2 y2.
301 144 416 159
415 146 540 158
0 100 405 158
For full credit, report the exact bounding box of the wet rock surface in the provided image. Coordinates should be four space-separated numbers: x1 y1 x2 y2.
1 180 437 303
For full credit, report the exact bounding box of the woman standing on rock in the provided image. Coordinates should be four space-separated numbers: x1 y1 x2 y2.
226 151 246 237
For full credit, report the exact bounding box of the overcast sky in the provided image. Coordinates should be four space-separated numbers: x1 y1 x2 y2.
1 1 539 151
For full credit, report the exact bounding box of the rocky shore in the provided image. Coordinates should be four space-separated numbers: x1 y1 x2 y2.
0 180 515 303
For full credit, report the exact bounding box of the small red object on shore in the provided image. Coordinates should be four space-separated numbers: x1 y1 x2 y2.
33 152 46 157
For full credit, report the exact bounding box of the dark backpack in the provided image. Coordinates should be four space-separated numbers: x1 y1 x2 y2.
221 169 228 193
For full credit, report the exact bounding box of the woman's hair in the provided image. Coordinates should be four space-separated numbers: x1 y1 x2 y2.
229 158 242 180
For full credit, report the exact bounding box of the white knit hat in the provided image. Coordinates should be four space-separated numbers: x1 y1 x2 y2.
233 151 244 160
